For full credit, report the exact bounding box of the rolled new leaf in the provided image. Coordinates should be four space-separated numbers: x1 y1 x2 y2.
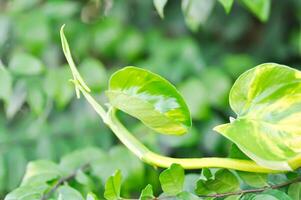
106 66 191 135
214 63 301 170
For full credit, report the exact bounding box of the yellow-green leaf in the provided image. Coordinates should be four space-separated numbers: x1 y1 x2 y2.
107 66 191 135
214 63 301 170
104 170 122 200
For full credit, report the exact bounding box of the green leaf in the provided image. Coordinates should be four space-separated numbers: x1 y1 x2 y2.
9 52 44 75
229 144 250 160
27 86 45 115
183 174 200 193
238 171 268 188
43 67 74 109
4 184 48 200
104 170 122 200
117 29 144 62
91 146 144 190
181 0 215 31
86 193 98 200
153 0 168 18
225 195 241 200
58 185 84 200
214 63 301 170
200 68 231 108
218 0 234 13
6 81 27 119
79 58 107 92
288 183 301 200
176 191 199 200
200 168 214 181
140 184 154 200
242 194 278 200
107 66 191 135
159 164 184 195
196 169 239 195
179 78 210 120
0 66 12 103
240 0 271 22
59 147 104 175
263 190 292 200
21 160 62 186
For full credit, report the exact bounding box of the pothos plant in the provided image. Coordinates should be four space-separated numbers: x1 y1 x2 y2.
5 26 301 200
59 25 301 198
60 24 301 173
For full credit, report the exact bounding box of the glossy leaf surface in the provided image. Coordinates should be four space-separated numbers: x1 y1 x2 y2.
107 66 191 135
214 63 301 170
159 164 184 195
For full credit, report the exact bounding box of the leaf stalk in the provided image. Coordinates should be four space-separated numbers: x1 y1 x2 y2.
60 25 300 173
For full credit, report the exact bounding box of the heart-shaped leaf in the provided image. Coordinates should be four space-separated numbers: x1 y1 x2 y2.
106 66 191 135
214 63 301 170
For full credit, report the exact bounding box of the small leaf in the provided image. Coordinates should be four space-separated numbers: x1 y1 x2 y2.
196 169 239 195
263 190 292 200
240 0 271 22
59 147 104 175
91 145 144 190
107 66 191 135
9 52 44 75
225 195 241 200
58 185 84 200
4 184 48 200
159 164 184 195
21 160 62 186
183 174 199 193
140 184 154 200
43 67 74 109
214 63 301 170
0 66 12 103
116 29 144 62
200 68 231 108
179 78 210 120
79 58 107 92
238 171 268 188
288 182 301 200
27 85 45 115
242 194 278 200
104 170 122 200
86 193 98 200
218 0 234 13
177 191 199 200
6 81 27 119
153 0 168 18
181 0 215 31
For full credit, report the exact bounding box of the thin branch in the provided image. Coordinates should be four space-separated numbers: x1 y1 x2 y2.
200 176 301 198
40 163 90 200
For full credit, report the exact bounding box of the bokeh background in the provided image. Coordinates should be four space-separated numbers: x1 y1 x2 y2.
0 0 300 198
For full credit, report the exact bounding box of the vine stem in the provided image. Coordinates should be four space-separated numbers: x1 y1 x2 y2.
40 164 90 200
200 176 301 198
60 25 301 173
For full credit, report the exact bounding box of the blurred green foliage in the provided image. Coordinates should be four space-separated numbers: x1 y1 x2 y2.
0 0 300 199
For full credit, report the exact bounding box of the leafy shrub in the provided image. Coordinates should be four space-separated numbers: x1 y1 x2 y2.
1 0 300 199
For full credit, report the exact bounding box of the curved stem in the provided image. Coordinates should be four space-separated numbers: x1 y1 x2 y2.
60 25 300 173
79 86 278 173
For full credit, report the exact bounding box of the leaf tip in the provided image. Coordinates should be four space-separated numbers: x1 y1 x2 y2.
213 123 229 134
